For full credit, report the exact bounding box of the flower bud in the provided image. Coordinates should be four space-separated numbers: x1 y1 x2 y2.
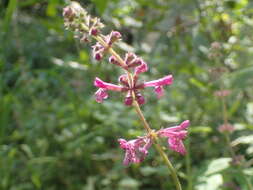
124 91 133 106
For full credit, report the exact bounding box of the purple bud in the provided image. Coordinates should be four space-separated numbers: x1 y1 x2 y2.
109 56 120 66
90 28 98 36
107 31 122 45
118 74 129 86
95 53 102 61
136 91 145 105
111 31 121 39
124 91 133 106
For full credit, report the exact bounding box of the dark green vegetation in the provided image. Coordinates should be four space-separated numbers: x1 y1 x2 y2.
1 0 253 189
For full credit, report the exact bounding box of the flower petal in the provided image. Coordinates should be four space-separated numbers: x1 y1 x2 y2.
94 88 108 103
118 137 153 165
154 86 164 98
134 60 148 75
168 137 186 155
144 75 173 87
94 77 123 91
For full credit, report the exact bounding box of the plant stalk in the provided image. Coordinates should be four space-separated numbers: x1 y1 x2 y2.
91 30 183 190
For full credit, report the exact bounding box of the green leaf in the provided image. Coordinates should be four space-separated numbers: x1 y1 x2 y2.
228 65 253 89
31 175 41 188
140 166 157 176
196 174 223 190
46 0 59 17
189 126 212 134
231 135 253 146
205 158 232 176
91 0 109 14
3 0 17 34
118 178 139 189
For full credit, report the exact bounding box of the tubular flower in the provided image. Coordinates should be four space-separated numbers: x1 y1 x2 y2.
94 77 124 103
94 88 108 103
118 136 153 165
144 75 173 98
93 74 173 105
158 120 190 155
94 77 124 91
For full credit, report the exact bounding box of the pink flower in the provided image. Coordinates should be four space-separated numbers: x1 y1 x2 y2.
158 120 190 155
93 74 173 105
144 75 173 98
218 123 234 133
94 77 123 91
214 90 231 97
134 60 148 75
94 77 124 103
94 88 108 103
118 136 153 165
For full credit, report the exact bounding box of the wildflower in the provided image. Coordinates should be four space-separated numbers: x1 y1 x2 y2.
93 74 173 105
94 88 108 103
118 136 153 165
94 77 124 103
214 90 231 97
158 120 190 155
218 123 234 133
144 75 173 98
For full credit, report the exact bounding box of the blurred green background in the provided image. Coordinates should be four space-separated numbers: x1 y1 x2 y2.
1 0 253 189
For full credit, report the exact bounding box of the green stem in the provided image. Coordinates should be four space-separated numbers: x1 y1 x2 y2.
186 138 193 190
133 101 182 190
221 95 252 190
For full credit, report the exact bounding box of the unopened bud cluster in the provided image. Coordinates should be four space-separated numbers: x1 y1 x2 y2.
63 2 104 42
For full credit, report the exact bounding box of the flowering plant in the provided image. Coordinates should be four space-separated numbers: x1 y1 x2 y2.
63 2 190 189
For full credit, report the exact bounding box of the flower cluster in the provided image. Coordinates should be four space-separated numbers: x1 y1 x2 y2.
63 2 104 42
92 31 122 60
94 74 173 106
218 123 234 133
119 120 190 165
63 2 190 166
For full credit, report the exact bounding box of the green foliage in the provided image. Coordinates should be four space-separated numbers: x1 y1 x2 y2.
1 0 253 189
